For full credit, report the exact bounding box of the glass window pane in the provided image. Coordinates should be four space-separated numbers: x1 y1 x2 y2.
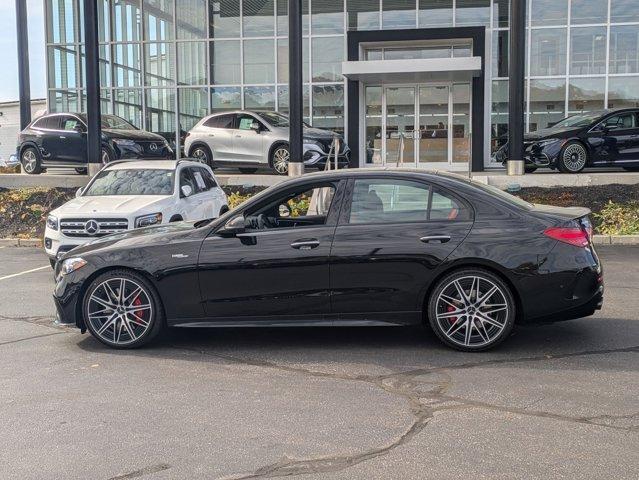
144 43 176 86
312 37 344 82
530 29 567 76
312 85 344 134
98 0 110 42
243 0 275 37
570 27 607 75
492 0 509 28
610 0 639 23
113 0 141 42
568 78 605 113
492 31 508 78
418 85 449 164
143 0 174 41
47 0 80 43
277 85 310 120
100 89 112 114
114 89 143 128
177 0 207 39
177 42 207 85
210 41 241 84
382 0 417 29
114 43 142 87
349 180 430 224
491 80 508 154
312 0 344 35
530 0 568 27
456 0 490 27
609 26 639 74
608 77 639 109
277 38 310 83
146 89 176 135
347 0 380 30
179 88 209 140
452 84 471 164
245 86 276 110
570 0 607 25
278 0 310 35
365 86 382 164
49 89 80 113
211 87 241 111
244 40 275 84
209 0 241 38
529 79 566 132
418 0 453 27
48 46 78 89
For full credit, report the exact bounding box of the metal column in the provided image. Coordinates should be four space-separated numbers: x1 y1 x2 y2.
83 0 102 176
508 0 526 175
287 0 304 177
15 0 31 130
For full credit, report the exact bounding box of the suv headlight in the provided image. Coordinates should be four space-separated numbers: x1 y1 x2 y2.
46 214 58 231
135 213 162 228
60 257 87 276
113 138 137 146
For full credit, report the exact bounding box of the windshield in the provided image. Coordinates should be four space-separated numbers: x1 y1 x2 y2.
258 111 290 127
551 113 603 129
84 169 175 196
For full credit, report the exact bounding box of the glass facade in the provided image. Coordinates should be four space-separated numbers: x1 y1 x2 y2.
45 0 639 165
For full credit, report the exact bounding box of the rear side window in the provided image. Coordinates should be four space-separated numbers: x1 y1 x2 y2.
204 114 235 129
430 189 471 221
33 116 59 130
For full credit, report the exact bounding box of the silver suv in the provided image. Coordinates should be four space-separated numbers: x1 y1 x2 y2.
183 111 350 175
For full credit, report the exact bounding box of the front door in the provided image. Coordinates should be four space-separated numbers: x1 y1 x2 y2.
197 180 343 322
233 113 265 163
58 115 87 164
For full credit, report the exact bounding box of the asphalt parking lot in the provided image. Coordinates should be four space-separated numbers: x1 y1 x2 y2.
1 246 637 480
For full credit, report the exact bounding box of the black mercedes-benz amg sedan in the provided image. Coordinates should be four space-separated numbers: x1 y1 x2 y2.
52 169 603 352
495 108 639 173
17 113 174 174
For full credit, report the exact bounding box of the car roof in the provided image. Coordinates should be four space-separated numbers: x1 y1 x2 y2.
104 159 206 171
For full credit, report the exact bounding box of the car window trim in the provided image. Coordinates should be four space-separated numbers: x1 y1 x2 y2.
589 111 638 133
31 113 86 133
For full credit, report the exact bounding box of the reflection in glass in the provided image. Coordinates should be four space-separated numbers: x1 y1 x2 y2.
382 0 416 29
570 0 607 25
312 37 343 82
365 86 382 164
277 0 288 35
244 40 275 84
418 0 453 28
609 26 639 74
529 79 566 132
179 88 209 144
312 0 344 34
98 0 110 42
210 41 241 84
492 31 508 78
177 0 207 39
452 84 471 164
178 42 207 85
611 0 639 24
419 85 449 164
47 0 80 43
49 90 80 113
277 86 310 121
100 89 112 114
48 46 78 89
114 89 143 128
245 86 276 110
385 86 415 165
209 0 240 38
143 0 174 41
456 0 490 27
243 0 275 37
144 43 176 86
491 80 508 154
570 27 607 75
608 77 639 110
277 38 310 84
530 0 568 26
530 29 567 76
114 43 142 87
99 45 111 88
211 87 241 111
113 0 141 42
568 78 605 113
145 88 176 135
312 85 344 134
347 0 380 30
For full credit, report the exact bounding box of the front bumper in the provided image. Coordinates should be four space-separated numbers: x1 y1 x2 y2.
303 143 351 168
53 264 95 330
113 142 174 160
498 140 565 169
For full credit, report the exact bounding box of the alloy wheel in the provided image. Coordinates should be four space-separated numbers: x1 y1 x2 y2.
22 149 37 173
86 277 154 346
101 149 110 165
562 144 587 172
434 275 509 348
273 147 290 174
192 147 209 164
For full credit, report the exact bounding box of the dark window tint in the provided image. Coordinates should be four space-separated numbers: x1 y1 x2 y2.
430 188 471 221
35 116 60 130
60 116 83 131
603 112 637 129
204 114 235 129
350 179 430 224
179 167 197 194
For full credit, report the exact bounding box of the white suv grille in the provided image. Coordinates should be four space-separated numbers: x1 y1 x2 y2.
60 218 128 238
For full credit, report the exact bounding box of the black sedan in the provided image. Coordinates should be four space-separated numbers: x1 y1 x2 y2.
17 113 174 174
496 108 639 173
53 170 603 352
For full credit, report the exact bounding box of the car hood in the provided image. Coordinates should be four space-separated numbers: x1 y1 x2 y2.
51 195 170 217
303 127 343 140
103 129 166 141
524 126 582 142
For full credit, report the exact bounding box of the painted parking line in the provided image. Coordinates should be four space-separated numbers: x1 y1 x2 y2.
0 266 50 282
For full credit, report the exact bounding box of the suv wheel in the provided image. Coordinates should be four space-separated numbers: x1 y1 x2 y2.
427 269 516 352
190 145 213 167
82 270 165 349
21 147 42 174
271 145 290 175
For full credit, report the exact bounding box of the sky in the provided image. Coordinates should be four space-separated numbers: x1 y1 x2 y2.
0 0 46 102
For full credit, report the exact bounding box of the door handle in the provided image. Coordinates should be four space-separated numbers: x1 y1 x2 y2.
420 235 451 244
59 135 66 139
235 135 242 138
207 133 215 137
291 239 320 250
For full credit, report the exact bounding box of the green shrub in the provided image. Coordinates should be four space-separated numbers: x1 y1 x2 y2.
594 201 639 235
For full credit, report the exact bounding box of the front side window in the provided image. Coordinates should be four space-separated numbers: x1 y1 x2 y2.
602 113 637 129
236 114 262 131
84 169 175 196
60 116 83 131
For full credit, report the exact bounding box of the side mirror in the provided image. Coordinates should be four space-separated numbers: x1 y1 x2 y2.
75 187 83 197
181 185 193 197
251 122 261 133
221 214 246 236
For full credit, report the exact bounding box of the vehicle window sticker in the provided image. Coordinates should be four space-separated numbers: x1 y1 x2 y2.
193 171 206 190
239 117 253 130
64 120 78 130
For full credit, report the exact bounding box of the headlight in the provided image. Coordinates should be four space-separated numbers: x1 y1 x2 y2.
46 215 58 231
60 257 87 276
113 138 137 146
534 139 561 149
135 212 162 228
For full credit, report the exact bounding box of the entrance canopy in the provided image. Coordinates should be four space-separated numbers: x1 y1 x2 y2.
342 57 482 83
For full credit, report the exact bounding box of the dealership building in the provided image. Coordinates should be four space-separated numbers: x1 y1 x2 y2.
44 0 639 171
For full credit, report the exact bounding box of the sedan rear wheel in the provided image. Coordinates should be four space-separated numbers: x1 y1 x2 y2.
83 270 164 348
271 145 290 175
428 269 515 351
558 142 588 173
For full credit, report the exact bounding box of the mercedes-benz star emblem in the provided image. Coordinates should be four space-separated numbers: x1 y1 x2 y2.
149 142 158 151
84 220 99 236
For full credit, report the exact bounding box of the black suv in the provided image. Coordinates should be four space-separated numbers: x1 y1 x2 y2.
17 113 174 174
495 108 639 173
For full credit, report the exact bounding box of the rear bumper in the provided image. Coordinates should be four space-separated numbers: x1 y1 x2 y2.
526 285 603 324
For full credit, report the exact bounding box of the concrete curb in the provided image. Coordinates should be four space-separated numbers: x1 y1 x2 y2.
0 238 42 247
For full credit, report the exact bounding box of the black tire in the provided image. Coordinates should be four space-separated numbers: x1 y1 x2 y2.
20 147 43 174
49 258 56 269
75 168 88 175
427 268 516 352
239 167 258 174
100 147 113 166
524 166 538 173
82 269 165 349
270 144 290 175
189 145 213 168
558 141 588 173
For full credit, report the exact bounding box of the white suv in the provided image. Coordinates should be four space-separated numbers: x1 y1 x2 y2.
44 159 228 266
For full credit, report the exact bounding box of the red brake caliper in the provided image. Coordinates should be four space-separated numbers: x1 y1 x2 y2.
132 296 145 326
447 305 458 325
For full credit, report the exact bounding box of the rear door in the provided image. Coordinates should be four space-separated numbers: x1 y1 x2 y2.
233 113 265 163
40 116 65 162
202 114 236 162
329 177 473 324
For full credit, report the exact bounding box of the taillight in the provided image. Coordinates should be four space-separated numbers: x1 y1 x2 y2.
544 226 590 248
